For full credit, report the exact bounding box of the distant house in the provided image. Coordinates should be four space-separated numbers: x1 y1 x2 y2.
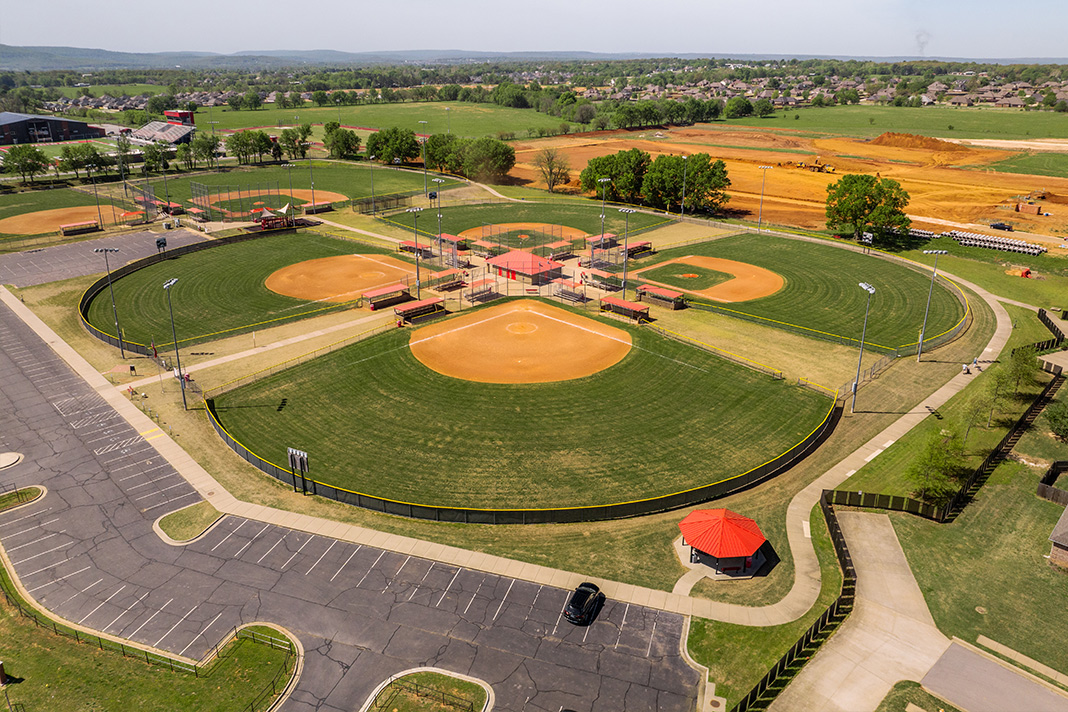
995 97 1026 108
949 95 974 107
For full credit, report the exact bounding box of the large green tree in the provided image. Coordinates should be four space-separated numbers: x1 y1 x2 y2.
324 127 361 159
2 144 49 183
906 428 965 504
641 153 731 213
825 173 911 241
579 148 650 205
459 137 515 182
366 127 420 165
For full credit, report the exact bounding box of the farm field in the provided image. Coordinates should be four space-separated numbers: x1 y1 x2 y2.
649 233 967 351
83 231 391 346
212 311 833 509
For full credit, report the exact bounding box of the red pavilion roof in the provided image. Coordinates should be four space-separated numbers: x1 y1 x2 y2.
678 509 766 559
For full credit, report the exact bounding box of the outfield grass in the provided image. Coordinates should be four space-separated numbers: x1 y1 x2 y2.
210 101 571 138
0 186 100 224
214 304 832 509
383 201 671 238
723 104 1068 140
658 234 967 351
84 231 393 346
688 504 843 708
636 263 734 292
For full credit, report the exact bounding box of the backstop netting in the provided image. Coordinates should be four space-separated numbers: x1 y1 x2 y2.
125 178 157 217
190 180 284 222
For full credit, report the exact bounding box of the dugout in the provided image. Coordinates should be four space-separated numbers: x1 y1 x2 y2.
303 201 334 215
362 283 412 310
395 297 446 324
470 239 507 259
539 240 575 261
399 240 434 259
427 268 464 291
626 241 654 258
600 296 650 321
585 269 622 292
586 233 618 248
465 277 500 303
486 250 563 286
552 278 585 303
60 221 100 236
636 284 686 310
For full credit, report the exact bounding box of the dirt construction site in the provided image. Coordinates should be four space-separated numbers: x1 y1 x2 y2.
510 125 1068 251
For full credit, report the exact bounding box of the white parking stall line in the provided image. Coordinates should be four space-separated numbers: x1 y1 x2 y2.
436 569 461 607
383 556 410 592
95 436 145 456
134 482 186 501
128 599 172 639
3 517 61 538
527 586 543 617
60 578 102 606
356 551 386 588
463 577 486 615
583 622 591 643
13 542 73 566
126 474 177 491
305 540 336 576
615 604 630 649
0 508 53 528
7 530 65 552
154 604 199 647
104 591 150 633
493 579 515 621
117 466 169 482
280 537 313 571
103 447 152 464
26 566 91 594
408 562 435 600
142 491 197 511
330 545 361 582
550 591 569 636
646 612 660 657
256 535 287 564
209 520 246 552
111 459 153 472
78 585 126 624
234 524 270 559
179 611 225 657
22 557 77 578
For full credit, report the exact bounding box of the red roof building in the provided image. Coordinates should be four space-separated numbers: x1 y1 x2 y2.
486 250 563 285
678 509 767 576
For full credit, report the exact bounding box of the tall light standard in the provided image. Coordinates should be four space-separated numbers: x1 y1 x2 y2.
94 247 124 358
597 177 611 265
445 106 451 134
301 143 315 210
89 169 103 228
432 177 446 257
368 154 377 215
680 155 688 217
418 120 429 195
619 208 635 297
917 250 948 362
852 282 876 414
757 165 773 231
407 207 423 298
162 278 187 411
281 163 295 203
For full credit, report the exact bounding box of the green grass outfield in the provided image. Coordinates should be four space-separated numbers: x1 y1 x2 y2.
209 101 571 137
0 185 101 224
383 201 671 238
649 234 967 351
723 104 1068 140
636 263 733 291
213 305 833 509
84 231 396 346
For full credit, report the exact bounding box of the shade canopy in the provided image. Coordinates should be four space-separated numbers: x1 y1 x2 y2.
679 509 766 559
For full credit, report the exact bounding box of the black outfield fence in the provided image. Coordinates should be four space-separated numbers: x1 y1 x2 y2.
1012 309 1066 358
1038 461 1068 506
729 491 856 712
205 397 842 524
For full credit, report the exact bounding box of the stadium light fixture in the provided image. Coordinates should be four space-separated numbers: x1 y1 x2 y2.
852 282 876 414
757 166 773 232
407 207 424 298
162 278 187 411
93 247 124 358
917 250 949 362
619 208 636 297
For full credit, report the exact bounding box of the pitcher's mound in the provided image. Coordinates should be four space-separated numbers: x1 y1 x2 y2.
265 254 415 303
409 300 632 383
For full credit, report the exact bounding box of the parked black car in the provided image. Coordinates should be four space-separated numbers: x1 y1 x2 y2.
991 222 1014 231
563 582 603 626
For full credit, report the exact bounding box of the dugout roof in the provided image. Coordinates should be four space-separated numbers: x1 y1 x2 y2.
487 250 563 276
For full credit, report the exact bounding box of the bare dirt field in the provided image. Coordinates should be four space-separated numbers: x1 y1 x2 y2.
408 299 632 383
511 126 1068 238
265 254 415 303
0 206 111 235
633 256 785 302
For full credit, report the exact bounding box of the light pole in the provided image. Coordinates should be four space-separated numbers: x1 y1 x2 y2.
917 250 948 362
94 247 124 358
407 207 423 298
597 177 611 265
163 278 187 411
619 208 635 297
418 120 429 195
681 155 688 217
90 169 103 228
432 177 446 256
757 165 773 231
281 163 294 203
852 282 876 414
301 143 315 210
445 106 451 134
368 155 377 214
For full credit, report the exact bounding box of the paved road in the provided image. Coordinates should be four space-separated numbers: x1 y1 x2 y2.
923 643 1068 712
0 301 701 711
0 228 206 288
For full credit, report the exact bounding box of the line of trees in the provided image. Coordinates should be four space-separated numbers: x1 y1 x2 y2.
577 148 731 213
420 132 515 182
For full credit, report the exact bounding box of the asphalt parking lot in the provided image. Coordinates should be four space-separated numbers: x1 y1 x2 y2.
0 301 701 711
0 228 206 287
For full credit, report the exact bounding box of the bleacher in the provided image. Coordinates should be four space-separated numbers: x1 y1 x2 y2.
398 240 434 259
465 278 499 303
551 278 585 303
942 229 1047 256
394 297 446 323
427 268 464 291
585 269 622 292
600 296 650 321
362 283 411 310
636 284 686 310
626 241 654 258
59 220 100 236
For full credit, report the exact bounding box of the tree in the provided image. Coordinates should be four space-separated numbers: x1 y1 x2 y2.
753 98 775 118
243 91 262 110
532 147 570 193
1046 399 1068 440
460 137 515 182
1009 345 1037 394
228 95 244 111
725 96 753 119
960 390 992 446
312 90 330 107
248 131 273 163
905 428 965 504
365 127 420 165
176 142 195 170
424 133 459 171
825 174 911 241
986 366 1014 427
324 128 361 159
192 133 220 168
114 134 132 178
3 144 49 183
579 148 650 204
279 129 307 160
226 131 253 164
641 153 731 213
141 141 169 173
59 143 91 179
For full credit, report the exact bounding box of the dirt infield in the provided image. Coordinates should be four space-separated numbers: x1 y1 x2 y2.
634 256 784 302
0 206 109 235
202 188 349 207
265 254 415 303
457 222 588 240
409 300 632 383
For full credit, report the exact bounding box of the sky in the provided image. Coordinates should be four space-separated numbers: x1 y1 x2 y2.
2 0 1067 60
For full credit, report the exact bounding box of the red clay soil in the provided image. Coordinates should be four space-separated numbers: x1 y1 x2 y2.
0 206 110 235
633 256 784 302
870 132 971 152
264 254 416 303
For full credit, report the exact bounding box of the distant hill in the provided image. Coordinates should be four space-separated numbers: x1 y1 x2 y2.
3 44 1067 71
